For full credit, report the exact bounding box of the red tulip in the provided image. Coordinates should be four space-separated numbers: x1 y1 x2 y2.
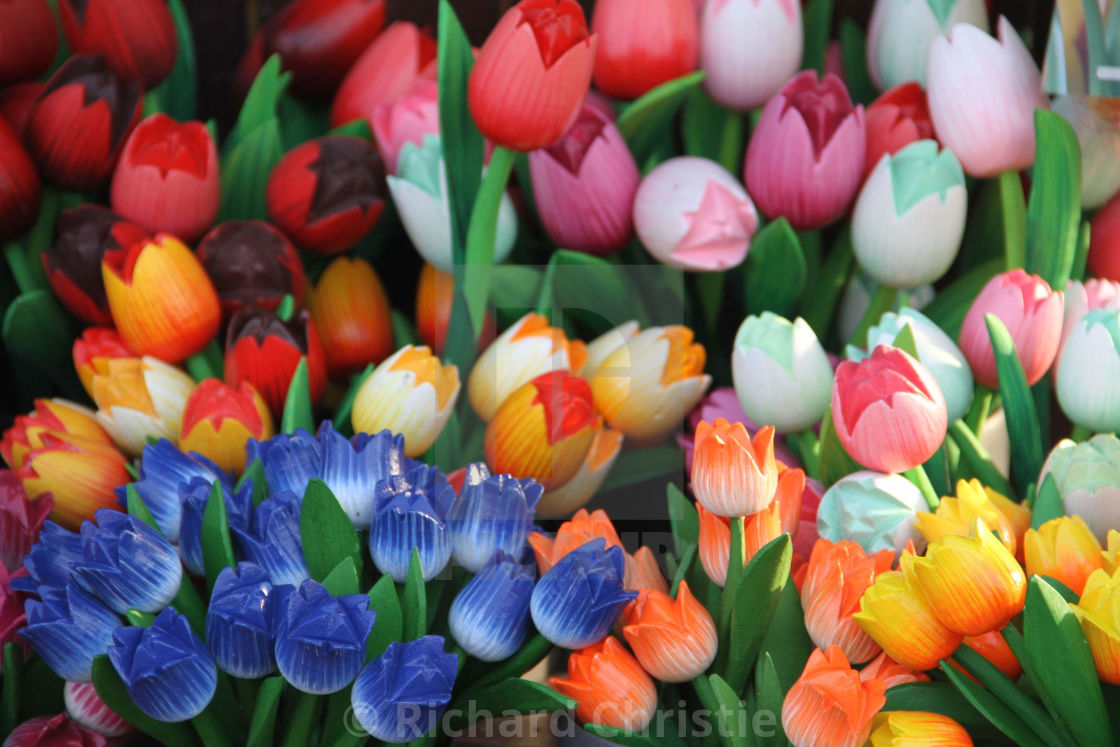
863 82 936 181
0 116 41 242
27 55 142 190
196 220 306 317
0 81 46 137
4 713 106 747
330 21 437 127
233 26 270 103
225 308 327 416
268 0 386 97
1090 191 1120 282
590 0 698 100
110 113 220 243
0 0 57 86
266 135 386 254
468 0 597 151
42 205 148 325
57 0 177 88
0 470 51 573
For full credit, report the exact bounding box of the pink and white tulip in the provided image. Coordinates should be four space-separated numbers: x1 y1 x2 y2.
699 0 802 111
64 681 134 738
1059 279 1120 365
745 71 866 230
866 0 988 91
371 79 439 174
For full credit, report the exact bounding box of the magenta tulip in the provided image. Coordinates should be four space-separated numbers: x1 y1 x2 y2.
744 71 866 230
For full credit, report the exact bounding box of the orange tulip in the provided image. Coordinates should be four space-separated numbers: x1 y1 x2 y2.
101 233 220 362
696 501 783 587
1072 567 1120 684
550 636 657 732
915 478 1030 559
307 256 393 379
801 538 894 664
536 427 623 518
853 570 962 671
178 379 273 474
1024 515 1103 596
529 507 622 574
72 327 135 400
781 646 886 747
859 652 930 689
691 417 778 517
415 263 495 355
484 371 601 490
776 463 806 538
962 630 1021 681
868 711 973 746
626 546 668 594
622 580 717 682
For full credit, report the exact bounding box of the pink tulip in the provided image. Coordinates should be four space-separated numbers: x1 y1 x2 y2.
330 21 437 128
832 345 947 474
529 103 639 256
1059 279 1120 365
0 470 51 573
744 71 866 230
699 0 802 111
3 713 106 747
926 17 1048 178
959 269 1064 389
64 681 134 738
1 564 28 663
371 79 440 174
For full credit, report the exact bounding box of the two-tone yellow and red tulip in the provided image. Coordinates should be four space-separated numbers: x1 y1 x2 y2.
962 629 1022 681
0 399 129 529
781 646 887 747
622 580 717 682
536 428 623 518
1072 567 1120 684
691 417 778 517
585 324 711 444
88 355 195 457
1025 515 1104 596
867 711 973 747
307 256 394 380
351 345 460 458
916 479 1030 559
854 570 963 671
101 233 221 363
801 539 894 664
550 636 657 732
178 379 273 474
72 327 135 400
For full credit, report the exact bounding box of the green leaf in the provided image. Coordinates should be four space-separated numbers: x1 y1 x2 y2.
891 322 920 358
403 549 427 640
201 481 236 592
2 290 83 398
463 634 552 695
321 556 360 596
146 0 197 120
801 0 834 73
390 310 420 348
754 654 787 746
462 147 516 340
1025 111 1081 289
466 678 575 715
489 264 544 309
682 88 745 172
999 169 1027 271
281 357 314 435
617 71 706 166
92 655 201 746
667 484 699 555
947 420 1015 499
922 258 1002 340
238 458 269 507
883 682 1001 743
536 248 650 334
799 228 853 340
245 677 284 747
838 18 877 105
332 363 373 433
366 575 403 660
1072 219 1092 282
669 543 697 596
818 406 864 485
985 314 1044 492
300 479 361 582
328 118 372 140
723 535 792 694
599 445 682 493
1031 473 1064 529
219 56 289 221
1023 577 1113 746
708 673 752 747
1 642 19 736
939 660 1048 747
125 483 163 533
757 581 814 691
278 94 329 151
743 218 806 317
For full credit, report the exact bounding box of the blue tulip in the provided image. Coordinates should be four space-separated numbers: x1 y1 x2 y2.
319 424 403 530
115 439 231 542
350 635 458 743
205 563 283 678
231 493 309 587
370 463 455 583
273 578 377 694
529 538 636 649
14 521 82 592
246 428 321 499
448 466 542 573
178 477 254 576
108 607 217 722
71 510 182 614
20 581 121 682
448 552 536 661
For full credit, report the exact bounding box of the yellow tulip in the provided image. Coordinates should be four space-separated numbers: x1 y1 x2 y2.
1024 515 1103 596
915 478 1029 558
853 570 962 671
868 711 973 746
1072 568 1120 685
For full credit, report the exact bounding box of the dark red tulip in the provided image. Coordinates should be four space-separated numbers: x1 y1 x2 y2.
57 0 177 89
233 26 269 103
225 308 327 416
0 117 41 242
41 204 148 325
0 82 45 138
268 0 387 97
27 55 142 190
330 21 437 128
196 220 306 317
266 135 385 254
0 0 58 86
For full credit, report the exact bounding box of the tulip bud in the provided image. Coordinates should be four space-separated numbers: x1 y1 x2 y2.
926 17 1048 177
267 135 385 254
591 0 698 100
0 116 40 242
58 0 177 88
854 570 962 671
74 509 183 614
746 71 866 230
1059 279 1120 364
915 478 1028 559
370 463 455 581
351 636 458 742
388 134 518 271
868 711 973 746
531 539 636 649
21 581 120 683
267 0 386 97
449 552 535 661
859 652 931 689
0 472 52 573
818 471 928 556
122 439 230 545
1052 94 1120 210
372 79 439 173
692 417 778 517
697 496 788 587
633 156 758 271
1072 567 1120 684
963 628 1022 681
179 379 274 474
27 55 142 190
0 0 57 85
866 0 987 90
622 581 717 682
110 114 220 243
205 563 280 679
468 312 586 423
0 81 46 138
959 269 1064 389
225 308 327 416
88 355 195 457
1090 193 1120 282
196 220 306 317
782 646 886 747
863 82 936 181
64 680 133 738
416 263 496 355
627 546 669 594
19 522 83 592
1041 435 1120 545
45 206 149 327
536 428 623 518
1024 516 1103 597
699 0 803 111
586 325 711 443
108 608 216 721
1057 309 1120 433
832 345 947 474
448 468 541 573
529 104 639 256
5 713 107 746
232 493 310 587
550 636 657 732
469 0 597 151
308 256 394 379
528 507 623 574
732 313 833 432
331 21 437 128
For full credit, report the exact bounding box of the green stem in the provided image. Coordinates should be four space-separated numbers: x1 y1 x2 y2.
787 429 820 481
948 420 1015 499
848 284 898 349
1 643 20 737
126 609 156 626
691 676 723 747
280 691 323 747
965 388 993 434
192 704 235 747
695 272 725 333
904 464 940 511
462 146 515 341
716 114 745 174
1071 424 1093 442
233 677 262 724
171 577 208 638
3 242 37 295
